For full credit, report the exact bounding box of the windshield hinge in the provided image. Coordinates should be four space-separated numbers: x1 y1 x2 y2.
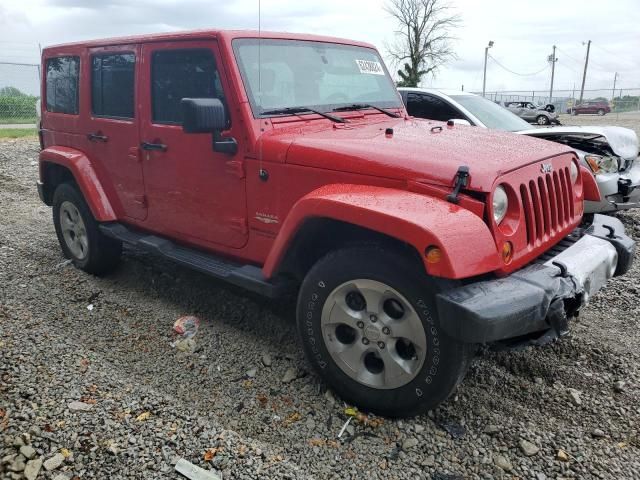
446 166 470 204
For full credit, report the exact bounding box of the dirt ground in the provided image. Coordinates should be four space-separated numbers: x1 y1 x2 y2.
1 138 639 480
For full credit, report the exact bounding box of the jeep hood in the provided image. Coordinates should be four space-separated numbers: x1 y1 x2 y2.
518 126 639 161
273 118 573 192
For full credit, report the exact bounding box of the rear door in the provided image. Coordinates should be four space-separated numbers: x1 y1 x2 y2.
85 45 146 220
138 40 248 248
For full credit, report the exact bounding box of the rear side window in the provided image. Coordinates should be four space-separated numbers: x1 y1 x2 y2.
406 93 460 122
92 53 135 118
46 56 79 114
151 49 224 124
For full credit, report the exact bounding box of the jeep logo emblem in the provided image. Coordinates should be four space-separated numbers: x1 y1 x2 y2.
540 163 553 173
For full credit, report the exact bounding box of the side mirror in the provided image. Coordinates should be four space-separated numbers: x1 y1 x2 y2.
181 98 227 133
448 119 471 126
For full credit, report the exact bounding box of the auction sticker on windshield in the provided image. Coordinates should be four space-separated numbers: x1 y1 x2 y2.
355 59 385 75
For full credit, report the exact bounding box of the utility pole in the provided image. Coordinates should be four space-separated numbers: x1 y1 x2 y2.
611 72 618 101
548 45 557 104
579 40 591 104
482 40 494 97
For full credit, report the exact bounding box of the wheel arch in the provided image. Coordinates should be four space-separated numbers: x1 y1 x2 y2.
39 146 116 221
272 217 424 283
263 184 501 281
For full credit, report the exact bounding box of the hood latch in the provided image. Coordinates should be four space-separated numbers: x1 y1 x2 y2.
446 166 470 204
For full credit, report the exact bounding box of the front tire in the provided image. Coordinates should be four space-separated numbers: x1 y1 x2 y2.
536 115 550 125
597 109 605 116
52 183 122 275
297 246 474 417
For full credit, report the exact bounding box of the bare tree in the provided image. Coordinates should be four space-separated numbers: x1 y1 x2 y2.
385 0 461 87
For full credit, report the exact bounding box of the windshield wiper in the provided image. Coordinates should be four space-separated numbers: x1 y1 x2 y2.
332 103 401 118
260 106 346 123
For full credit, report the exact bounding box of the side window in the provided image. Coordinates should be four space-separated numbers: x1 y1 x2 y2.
151 49 224 124
46 56 79 114
92 53 135 118
406 93 460 121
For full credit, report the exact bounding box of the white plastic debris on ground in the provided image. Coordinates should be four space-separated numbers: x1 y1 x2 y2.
175 458 222 480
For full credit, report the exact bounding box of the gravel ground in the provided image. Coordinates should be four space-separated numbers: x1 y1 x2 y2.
1 138 639 480
558 111 640 138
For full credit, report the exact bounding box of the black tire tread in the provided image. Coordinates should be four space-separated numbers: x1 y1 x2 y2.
297 244 474 417
52 182 121 276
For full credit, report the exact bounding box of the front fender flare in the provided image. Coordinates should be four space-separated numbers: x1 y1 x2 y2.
263 184 501 280
39 146 116 221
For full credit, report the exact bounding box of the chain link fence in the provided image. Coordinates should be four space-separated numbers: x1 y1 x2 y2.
0 62 40 125
475 87 640 117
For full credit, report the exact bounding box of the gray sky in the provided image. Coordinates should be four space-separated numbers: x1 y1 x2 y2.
1 0 639 95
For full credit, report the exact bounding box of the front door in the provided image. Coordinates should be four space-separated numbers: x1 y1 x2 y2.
85 45 146 220
138 41 247 249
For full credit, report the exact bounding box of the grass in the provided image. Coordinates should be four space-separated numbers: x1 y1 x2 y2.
0 117 38 125
0 128 37 139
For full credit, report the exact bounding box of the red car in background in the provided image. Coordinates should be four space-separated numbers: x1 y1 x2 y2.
569 101 611 116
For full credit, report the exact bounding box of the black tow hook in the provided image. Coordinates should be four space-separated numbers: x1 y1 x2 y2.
552 261 569 278
602 224 617 239
446 166 470 204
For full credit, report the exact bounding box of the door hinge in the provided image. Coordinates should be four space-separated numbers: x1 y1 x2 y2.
134 194 147 207
225 160 245 179
229 216 248 235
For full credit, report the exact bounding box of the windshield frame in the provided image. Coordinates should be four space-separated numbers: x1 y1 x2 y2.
231 38 403 119
449 94 532 132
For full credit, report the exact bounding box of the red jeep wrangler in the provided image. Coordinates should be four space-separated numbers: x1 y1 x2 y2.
37 30 634 417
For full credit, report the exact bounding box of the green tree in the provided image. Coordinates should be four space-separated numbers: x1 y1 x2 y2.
0 86 25 97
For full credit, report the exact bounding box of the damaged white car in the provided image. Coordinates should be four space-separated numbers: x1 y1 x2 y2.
398 88 640 214
519 126 639 213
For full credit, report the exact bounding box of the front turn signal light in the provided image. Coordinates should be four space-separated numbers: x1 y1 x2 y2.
425 246 442 264
501 241 513 264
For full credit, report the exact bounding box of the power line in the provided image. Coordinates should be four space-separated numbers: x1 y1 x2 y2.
556 47 583 65
487 54 549 77
591 43 618 57
557 60 580 74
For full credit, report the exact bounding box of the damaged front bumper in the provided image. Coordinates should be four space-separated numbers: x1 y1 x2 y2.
436 214 635 344
587 162 640 213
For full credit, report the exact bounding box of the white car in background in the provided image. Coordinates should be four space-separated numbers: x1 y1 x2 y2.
398 87 640 214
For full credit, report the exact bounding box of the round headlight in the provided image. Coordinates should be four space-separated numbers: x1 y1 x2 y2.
493 185 508 224
569 161 579 184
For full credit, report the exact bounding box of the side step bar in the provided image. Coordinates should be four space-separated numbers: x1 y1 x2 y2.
99 223 286 298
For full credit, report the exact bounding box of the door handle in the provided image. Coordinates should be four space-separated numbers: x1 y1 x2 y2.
141 142 167 152
87 132 108 142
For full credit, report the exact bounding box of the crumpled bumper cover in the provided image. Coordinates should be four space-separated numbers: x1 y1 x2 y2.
436 215 635 344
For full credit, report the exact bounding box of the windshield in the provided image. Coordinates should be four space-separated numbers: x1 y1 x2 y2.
232 38 402 117
451 95 532 132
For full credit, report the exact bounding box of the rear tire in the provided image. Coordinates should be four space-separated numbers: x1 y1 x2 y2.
597 109 605 116
52 183 122 275
297 245 474 417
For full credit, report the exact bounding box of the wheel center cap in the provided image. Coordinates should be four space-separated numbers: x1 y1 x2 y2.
364 325 381 341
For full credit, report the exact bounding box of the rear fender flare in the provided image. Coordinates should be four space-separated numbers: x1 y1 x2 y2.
263 184 501 280
39 146 116 221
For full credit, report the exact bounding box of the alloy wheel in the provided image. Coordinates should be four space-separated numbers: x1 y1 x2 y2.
59 201 89 260
320 279 427 389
